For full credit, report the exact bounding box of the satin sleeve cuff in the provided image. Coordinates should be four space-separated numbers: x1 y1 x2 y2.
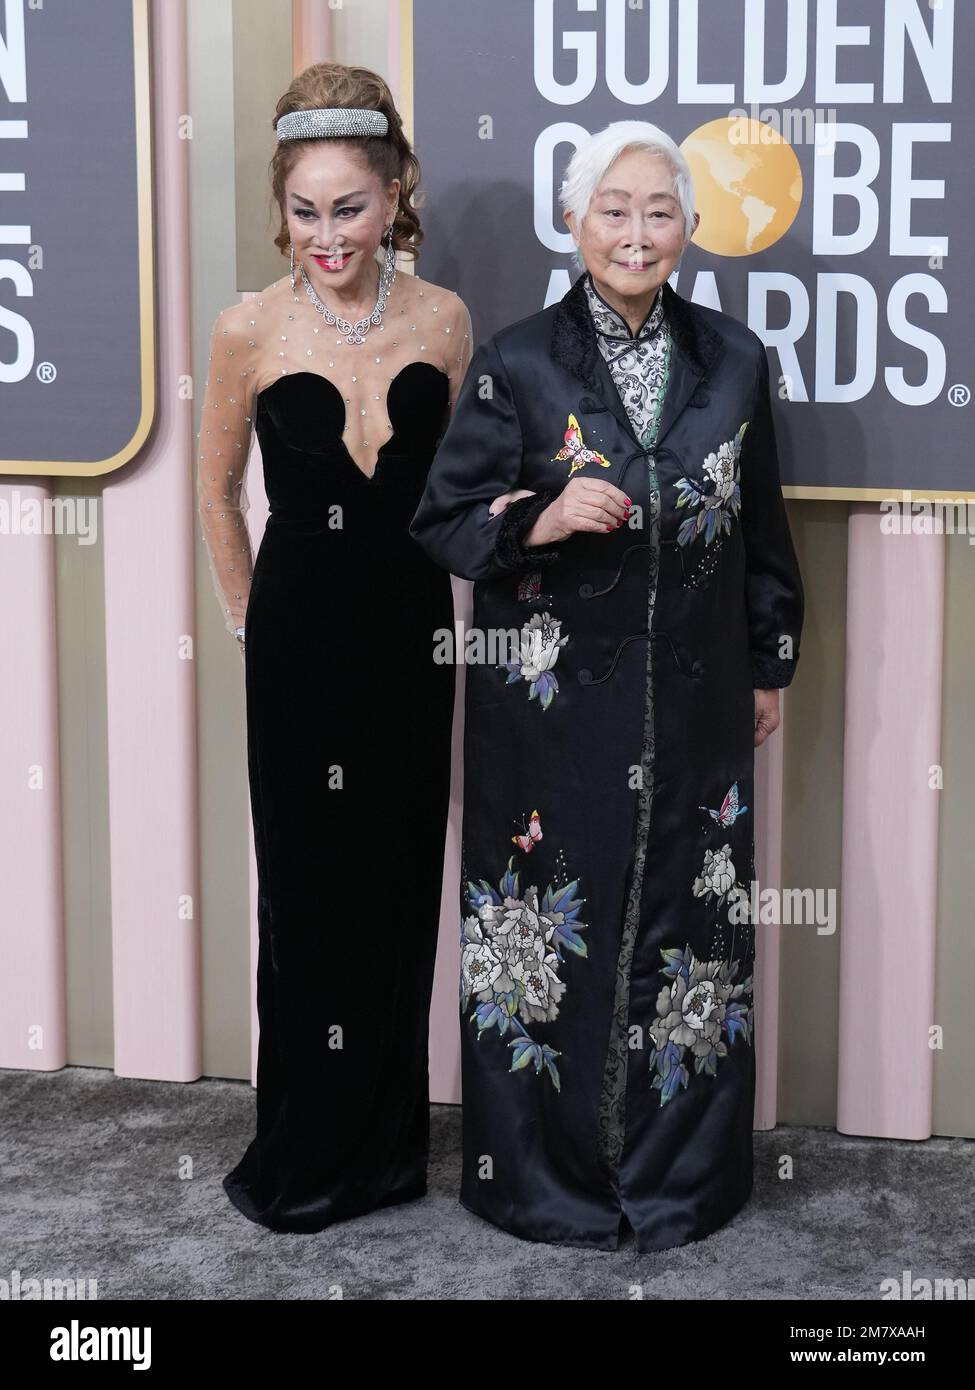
751 652 798 689
493 491 561 572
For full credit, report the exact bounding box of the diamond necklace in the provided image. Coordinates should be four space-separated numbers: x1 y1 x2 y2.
298 249 397 345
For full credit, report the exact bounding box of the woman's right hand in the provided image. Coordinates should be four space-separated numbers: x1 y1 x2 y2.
524 477 631 546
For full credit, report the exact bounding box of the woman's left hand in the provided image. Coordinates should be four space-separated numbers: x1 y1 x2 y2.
754 688 781 747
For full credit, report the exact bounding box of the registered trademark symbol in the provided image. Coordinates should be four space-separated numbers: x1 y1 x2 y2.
948 384 970 407
36 362 57 384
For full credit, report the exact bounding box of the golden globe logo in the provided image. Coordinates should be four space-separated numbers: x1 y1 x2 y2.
683 117 803 257
676 110 948 406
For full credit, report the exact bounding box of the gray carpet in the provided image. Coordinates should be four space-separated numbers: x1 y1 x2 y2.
2 1066 970 1300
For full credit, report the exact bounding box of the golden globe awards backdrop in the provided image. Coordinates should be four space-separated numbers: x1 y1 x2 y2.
0 0 154 477
410 0 971 499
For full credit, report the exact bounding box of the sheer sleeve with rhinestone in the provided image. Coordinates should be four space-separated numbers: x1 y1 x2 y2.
196 302 258 637
442 292 473 412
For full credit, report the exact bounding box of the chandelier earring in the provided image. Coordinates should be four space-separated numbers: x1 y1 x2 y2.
381 221 397 278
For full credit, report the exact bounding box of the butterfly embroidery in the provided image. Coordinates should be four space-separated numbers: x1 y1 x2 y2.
517 571 542 603
698 781 749 827
551 413 613 478
512 809 543 853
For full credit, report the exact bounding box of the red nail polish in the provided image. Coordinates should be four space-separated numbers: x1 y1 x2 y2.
624 497 632 505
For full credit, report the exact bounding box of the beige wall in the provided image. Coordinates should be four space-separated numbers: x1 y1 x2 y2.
934 525 975 1136
779 499 847 1125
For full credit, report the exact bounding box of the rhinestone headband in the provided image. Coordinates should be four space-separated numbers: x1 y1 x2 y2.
276 107 389 142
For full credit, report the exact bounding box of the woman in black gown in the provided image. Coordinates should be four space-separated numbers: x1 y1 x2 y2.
197 64 471 1232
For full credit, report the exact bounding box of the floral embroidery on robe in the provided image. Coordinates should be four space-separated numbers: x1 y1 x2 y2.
461 847 589 1090
675 422 747 547
502 611 569 710
648 947 754 1106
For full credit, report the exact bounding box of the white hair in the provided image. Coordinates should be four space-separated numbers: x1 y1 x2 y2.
558 121 696 270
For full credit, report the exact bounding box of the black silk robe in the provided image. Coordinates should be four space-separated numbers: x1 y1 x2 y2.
410 272 804 1252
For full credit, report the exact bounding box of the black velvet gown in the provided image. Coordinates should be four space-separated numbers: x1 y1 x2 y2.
221 360 456 1232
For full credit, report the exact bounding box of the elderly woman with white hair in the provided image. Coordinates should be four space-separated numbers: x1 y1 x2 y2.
410 122 804 1253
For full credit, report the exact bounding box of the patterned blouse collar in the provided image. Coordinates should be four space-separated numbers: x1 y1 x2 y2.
582 270 666 346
